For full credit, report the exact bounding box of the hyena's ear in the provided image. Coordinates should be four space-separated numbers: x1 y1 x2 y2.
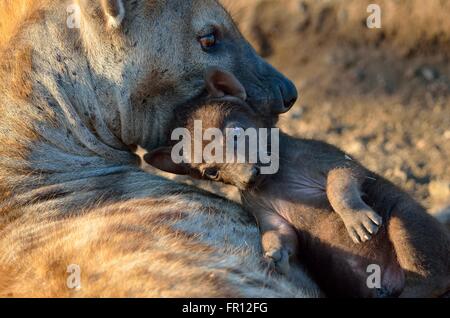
144 148 191 176
100 0 125 28
205 68 247 100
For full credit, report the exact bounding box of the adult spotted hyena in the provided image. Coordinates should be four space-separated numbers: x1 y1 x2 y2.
0 0 319 297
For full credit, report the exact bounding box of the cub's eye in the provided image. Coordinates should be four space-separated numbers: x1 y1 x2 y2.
204 168 220 180
198 33 217 51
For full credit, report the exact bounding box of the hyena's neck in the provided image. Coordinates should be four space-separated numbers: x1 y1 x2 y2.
0 3 146 216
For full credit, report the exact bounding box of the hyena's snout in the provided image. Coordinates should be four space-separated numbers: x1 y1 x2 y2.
239 55 298 115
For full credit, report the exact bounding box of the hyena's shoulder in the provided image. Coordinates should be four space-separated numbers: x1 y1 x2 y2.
0 0 320 298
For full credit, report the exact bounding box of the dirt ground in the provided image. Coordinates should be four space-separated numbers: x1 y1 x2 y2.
146 0 450 218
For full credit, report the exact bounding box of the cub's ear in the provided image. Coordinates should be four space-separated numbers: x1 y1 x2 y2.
100 0 125 28
144 147 191 176
205 68 247 100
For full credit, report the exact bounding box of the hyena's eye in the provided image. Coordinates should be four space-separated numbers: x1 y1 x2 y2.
204 168 220 180
198 33 217 52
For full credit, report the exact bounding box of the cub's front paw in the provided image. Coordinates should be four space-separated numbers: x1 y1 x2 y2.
264 247 291 275
344 209 383 244
261 231 294 275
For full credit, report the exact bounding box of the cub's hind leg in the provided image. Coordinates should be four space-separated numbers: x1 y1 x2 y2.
388 200 450 297
253 209 299 276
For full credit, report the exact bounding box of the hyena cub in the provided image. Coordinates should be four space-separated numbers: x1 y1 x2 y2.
145 69 450 298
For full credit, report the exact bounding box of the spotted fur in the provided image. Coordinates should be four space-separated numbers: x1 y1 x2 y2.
0 0 319 297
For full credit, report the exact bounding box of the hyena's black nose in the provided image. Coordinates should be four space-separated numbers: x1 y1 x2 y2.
278 77 298 113
268 76 298 114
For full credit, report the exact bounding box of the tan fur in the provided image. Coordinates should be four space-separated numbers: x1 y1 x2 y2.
2 47 33 100
0 0 317 297
1 198 248 297
0 188 320 297
0 0 48 50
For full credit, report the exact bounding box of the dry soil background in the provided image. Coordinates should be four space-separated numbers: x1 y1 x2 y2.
145 0 450 220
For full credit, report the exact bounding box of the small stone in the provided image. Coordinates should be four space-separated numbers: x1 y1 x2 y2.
346 141 364 155
429 181 450 202
389 168 408 182
416 66 439 82
416 139 427 150
291 107 304 120
444 130 450 140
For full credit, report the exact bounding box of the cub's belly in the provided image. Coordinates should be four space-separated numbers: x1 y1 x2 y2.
272 175 329 208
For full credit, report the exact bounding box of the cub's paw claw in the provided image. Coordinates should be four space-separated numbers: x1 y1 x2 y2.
346 210 382 244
